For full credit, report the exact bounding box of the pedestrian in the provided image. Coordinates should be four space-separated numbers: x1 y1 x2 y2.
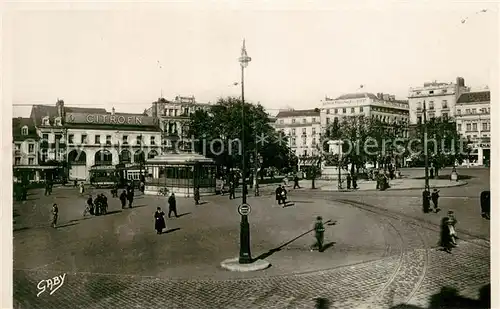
293 175 301 189
447 211 458 246
101 193 108 214
229 181 236 200
219 178 225 196
94 195 101 216
275 185 283 205
83 195 92 216
79 182 85 195
154 207 166 234
73 180 78 188
281 186 288 207
311 216 325 252
44 183 50 196
194 186 200 205
422 189 431 213
21 184 27 201
431 189 441 213
119 190 127 209
352 173 358 189
480 190 490 219
140 180 145 194
86 195 94 215
127 187 134 208
439 217 453 253
346 173 352 189
111 185 118 198
51 203 59 228
168 193 178 218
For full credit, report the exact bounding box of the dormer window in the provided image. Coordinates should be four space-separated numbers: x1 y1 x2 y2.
21 126 28 136
54 117 62 126
42 116 50 126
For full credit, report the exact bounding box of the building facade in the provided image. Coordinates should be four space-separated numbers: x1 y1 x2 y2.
12 117 40 181
27 100 163 181
408 77 470 124
320 92 410 137
145 96 212 151
455 91 490 166
274 109 322 167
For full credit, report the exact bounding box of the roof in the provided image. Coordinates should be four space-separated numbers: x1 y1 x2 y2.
30 105 107 125
335 93 378 100
12 117 38 140
457 91 490 104
276 109 320 118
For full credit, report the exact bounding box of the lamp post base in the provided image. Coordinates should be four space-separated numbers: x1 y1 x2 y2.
220 257 271 272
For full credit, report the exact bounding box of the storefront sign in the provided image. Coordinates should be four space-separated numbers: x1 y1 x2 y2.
66 113 157 126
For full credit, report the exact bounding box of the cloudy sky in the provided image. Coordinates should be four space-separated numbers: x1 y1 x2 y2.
5 1 498 117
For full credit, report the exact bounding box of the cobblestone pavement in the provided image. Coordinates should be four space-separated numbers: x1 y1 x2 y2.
13 180 490 309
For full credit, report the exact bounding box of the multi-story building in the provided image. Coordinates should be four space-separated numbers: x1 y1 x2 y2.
408 77 470 124
12 117 40 182
145 96 212 151
455 90 490 166
274 109 322 168
28 100 162 181
320 92 410 137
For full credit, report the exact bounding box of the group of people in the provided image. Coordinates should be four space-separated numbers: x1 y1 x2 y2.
275 185 288 206
119 184 135 208
440 210 459 253
84 193 108 216
153 192 180 234
345 173 358 190
422 188 441 213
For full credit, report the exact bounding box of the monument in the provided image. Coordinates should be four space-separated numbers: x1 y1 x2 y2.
320 140 349 180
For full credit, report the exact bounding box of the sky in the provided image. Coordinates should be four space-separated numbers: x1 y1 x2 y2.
5 1 499 117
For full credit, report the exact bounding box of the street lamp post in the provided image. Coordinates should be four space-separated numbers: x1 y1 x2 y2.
337 141 342 190
238 39 252 264
423 100 430 190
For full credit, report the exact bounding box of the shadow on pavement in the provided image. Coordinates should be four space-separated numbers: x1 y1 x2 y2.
282 202 295 208
130 204 148 208
390 284 490 309
56 222 79 229
254 221 333 261
319 242 336 252
13 227 30 232
105 210 123 215
177 212 192 218
314 297 331 308
197 201 208 205
163 228 181 234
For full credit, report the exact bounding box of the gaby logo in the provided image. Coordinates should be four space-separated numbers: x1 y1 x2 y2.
37 273 66 297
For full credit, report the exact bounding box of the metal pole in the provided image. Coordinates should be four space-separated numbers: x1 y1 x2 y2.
239 61 252 264
338 141 342 190
423 100 429 190
254 126 259 196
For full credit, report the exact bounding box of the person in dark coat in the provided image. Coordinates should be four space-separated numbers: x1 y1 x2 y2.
51 203 59 228
439 217 453 253
194 186 200 205
154 207 166 234
101 194 108 214
293 175 301 189
229 181 236 200
431 189 440 213
352 173 358 189
127 187 134 208
311 216 325 252
275 185 283 205
168 193 178 218
480 190 490 219
422 189 431 213
346 174 352 189
281 186 288 207
94 195 101 216
86 195 94 215
119 190 127 209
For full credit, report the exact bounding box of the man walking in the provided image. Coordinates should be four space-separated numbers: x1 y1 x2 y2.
119 190 127 209
293 175 301 189
431 189 441 213
229 181 236 200
352 173 358 189
127 185 134 208
346 173 352 190
194 186 200 205
275 185 283 205
422 188 431 213
311 216 325 252
168 192 178 218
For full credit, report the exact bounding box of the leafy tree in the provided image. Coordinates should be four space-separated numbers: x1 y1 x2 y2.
187 97 293 175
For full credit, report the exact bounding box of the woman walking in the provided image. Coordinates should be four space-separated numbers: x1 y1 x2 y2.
154 207 166 234
51 203 59 228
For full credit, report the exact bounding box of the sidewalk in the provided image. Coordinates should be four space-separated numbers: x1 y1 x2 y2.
259 178 466 192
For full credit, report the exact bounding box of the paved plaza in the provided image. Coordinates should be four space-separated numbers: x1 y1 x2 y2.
13 168 490 308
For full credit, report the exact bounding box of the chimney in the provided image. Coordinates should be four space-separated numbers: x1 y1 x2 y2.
111 107 115 115
153 101 158 118
56 99 64 117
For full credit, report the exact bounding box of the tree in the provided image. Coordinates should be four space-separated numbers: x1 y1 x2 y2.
187 97 293 174
413 117 466 176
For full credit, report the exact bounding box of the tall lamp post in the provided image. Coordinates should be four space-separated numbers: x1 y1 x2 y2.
238 39 252 264
423 100 429 190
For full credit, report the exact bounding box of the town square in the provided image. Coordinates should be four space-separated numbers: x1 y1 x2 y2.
7 2 495 309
